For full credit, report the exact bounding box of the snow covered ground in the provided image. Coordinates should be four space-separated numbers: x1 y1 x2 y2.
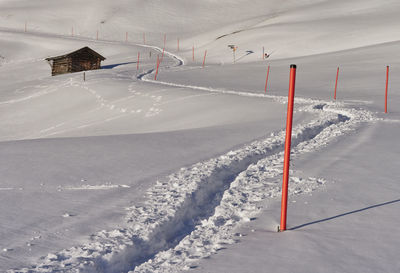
0 0 400 272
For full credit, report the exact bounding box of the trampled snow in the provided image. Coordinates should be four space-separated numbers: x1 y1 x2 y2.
0 0 400 272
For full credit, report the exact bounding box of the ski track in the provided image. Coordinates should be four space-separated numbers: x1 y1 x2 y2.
7 42 379 273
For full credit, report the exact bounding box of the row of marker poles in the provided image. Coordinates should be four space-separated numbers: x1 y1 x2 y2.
279 63 392 231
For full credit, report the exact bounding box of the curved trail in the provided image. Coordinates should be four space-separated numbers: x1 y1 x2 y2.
9 34 378 273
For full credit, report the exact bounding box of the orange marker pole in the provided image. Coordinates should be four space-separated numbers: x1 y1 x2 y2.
154 55 160 80
265 65 270 94
192 45 195 62
137 52 140 71
334 67 339 100
202 50 207 68
385 65 389 113
177 38 180 51
279 64 297 232
161 48 165 62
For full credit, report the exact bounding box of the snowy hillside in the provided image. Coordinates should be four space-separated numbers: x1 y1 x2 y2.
0 0 400 272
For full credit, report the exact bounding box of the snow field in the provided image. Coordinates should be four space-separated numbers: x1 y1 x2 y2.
1 0 400 272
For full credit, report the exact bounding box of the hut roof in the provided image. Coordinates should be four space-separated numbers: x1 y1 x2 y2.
45 46 106 61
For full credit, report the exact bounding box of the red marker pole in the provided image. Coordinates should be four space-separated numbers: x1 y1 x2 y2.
334 67 339 100
177 38 180 51
265 65 270 94
202 50 207 68
192 45 195 62
279 64 297 232
385 65 389 113
137 52 140 71
154 55 160 80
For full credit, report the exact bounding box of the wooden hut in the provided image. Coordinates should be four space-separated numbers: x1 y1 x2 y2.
45 47 106 76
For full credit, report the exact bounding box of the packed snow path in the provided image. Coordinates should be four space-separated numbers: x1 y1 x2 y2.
7 39 378 272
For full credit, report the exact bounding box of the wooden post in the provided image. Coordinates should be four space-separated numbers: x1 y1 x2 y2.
279 64 297 232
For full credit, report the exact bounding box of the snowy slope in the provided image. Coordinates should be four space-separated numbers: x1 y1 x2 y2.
0 0 400 272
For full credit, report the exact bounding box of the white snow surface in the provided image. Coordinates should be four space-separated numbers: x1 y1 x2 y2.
1 0 400 272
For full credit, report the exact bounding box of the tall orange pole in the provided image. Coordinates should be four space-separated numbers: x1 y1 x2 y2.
334 67 339 100
137 52 140 71
192 45 195 62
265 65 270 94
202 50 207 68
280 64 297 232
385 66 389 113
177 38 180 51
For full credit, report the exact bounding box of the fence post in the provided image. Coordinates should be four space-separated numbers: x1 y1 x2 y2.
265 65 270 94
385 66 389 113
334 67 339 100
202 50 207 68
279 64 297 232
154 55 160 80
